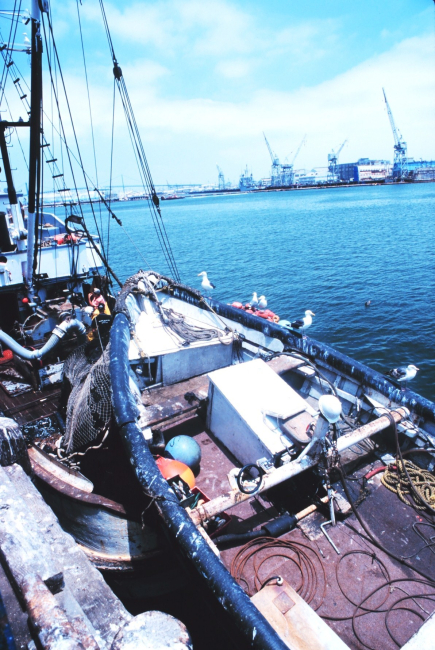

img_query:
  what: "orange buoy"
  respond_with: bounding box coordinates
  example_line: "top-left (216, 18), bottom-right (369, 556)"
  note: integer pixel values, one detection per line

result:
top-left (155, 456), bottom-right (195, 489)
top-left (231, 302), bottom-right (243, 309)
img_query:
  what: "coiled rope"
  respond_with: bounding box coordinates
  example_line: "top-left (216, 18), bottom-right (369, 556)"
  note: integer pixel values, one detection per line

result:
top-left (381, 459), bottom-right (435, 511)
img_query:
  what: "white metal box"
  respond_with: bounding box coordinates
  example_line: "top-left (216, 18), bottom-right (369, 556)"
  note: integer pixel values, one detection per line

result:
top-left (206, 359), bottom-right (315, 466)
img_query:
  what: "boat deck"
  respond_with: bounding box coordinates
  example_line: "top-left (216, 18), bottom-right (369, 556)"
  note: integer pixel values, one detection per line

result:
top-left (140, 359), bottom-right (435, 650)
top-left (0, 359), bottom-right (61, 425)
top-left (2, 352), bottom-right (435, 649)
top-left (182, 415), bottom-right (435, 650)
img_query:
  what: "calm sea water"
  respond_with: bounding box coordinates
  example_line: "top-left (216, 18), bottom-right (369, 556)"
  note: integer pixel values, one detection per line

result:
top-left (83, 183), bottom-right (435, 400)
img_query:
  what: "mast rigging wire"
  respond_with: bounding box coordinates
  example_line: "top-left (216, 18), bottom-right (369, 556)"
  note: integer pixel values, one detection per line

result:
top-left (75, 0), bottom-right (104, 243)
top-left (0, 0), bottom-right (20, 108)
top-left (39, 13), bottom-right (122, 287)
top-left (98, 0), bottom-right (181, 282)
top-left (1, 7), bottom-right (157, 285)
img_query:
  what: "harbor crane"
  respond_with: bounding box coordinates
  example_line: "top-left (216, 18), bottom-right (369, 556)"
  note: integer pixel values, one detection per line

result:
top-left (216, 165), bottom-right (225, 190)
top-left (328, 139), bottom-right (347, 182)
top-left (263, 133), bottom-right (281, 186)
top-left (280, 134), bottom-right (307, 186)
top-left (382, 88), bottom-right (407, 180)
top-left (291, 134), bottom-right (307, 168)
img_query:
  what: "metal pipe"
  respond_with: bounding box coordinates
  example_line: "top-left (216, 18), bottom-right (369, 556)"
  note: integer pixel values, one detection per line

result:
top-left (0, 319), bottom-right (86, 360)
top-left (190, 407), bottom-right (409, 526)
top-left (110, 313), bottom-right (289, 650)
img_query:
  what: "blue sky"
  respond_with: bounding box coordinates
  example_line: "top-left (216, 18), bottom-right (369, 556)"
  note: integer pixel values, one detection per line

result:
top-left (2, 0), bottom-right (435, 187)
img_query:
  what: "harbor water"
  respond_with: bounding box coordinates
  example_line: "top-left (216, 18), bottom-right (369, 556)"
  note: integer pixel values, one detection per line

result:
top-left (84, 182), bottom-right (435, 400)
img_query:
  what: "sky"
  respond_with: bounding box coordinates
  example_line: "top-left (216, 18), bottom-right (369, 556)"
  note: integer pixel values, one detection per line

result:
top-left (1, 0), bottom-right (435, 188)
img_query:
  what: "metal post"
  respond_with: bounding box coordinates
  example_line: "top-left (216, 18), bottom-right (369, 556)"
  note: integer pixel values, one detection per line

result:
top-left (190, 407), bottom-right (409, 526)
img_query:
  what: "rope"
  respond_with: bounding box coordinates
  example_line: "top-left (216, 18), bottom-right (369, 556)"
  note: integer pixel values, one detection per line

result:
top-left (75, 0), bottom-right (103, 241)
top-left (381, 459), bottom-right (435, 511)
top-left (98, 0), bottom-right (181, 282)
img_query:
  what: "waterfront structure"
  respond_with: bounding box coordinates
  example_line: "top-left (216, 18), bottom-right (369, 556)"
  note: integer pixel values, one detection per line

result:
top-left (239, 166), bottom-right (259, 191)
top-left (354, 161), bottom-right (392, 182)
top-left (327, 140), bottom-right (347, 182)
top-left (217, 165), bottom-right (225, 190)
top-left (383, 88), bottom-right (408, 180)
top-left (293, 167), bottom-right (328, 185)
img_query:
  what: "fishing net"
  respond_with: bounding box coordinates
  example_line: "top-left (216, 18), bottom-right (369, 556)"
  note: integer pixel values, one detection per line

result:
top-left (62, 344), bottom-right (112, 453)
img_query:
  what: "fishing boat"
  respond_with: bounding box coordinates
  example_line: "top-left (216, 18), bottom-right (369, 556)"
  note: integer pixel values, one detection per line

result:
top-left (1, 4), bottom-right (435, 650)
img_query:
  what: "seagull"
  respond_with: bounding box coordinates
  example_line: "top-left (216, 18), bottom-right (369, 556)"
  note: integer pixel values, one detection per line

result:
top-left (386, 364), bottom-right (419, 390)
top-left (290, 310), bottom-right (315, 336)
top-left (198, 271), bottom-right (216, 293)
top-left (365, 300), bottom-right (371, 307)
top-left (258, 295), bottom-right (267, 309)
top-left (251, 292), bottom-right (259, 308)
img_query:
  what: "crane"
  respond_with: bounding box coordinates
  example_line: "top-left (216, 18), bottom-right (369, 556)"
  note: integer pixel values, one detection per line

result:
top-left (280, 135), bottom-right (307, 186)
top-left (382, 88), bottom-right (407, 180)
top-left (292, 134), bottom-right (306, 166)
top-left (216, 165), bottom-right (225, 190)
top-left (328, 139), bottom-right (347, 182)
top-left (263, 133), bottom-right (280, 186)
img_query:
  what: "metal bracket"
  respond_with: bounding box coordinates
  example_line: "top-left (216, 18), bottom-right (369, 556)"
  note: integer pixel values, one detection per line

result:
top-left (320, 520), bottom-right (340, 555)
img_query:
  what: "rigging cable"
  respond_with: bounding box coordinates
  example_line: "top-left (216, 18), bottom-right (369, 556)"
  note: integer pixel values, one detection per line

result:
top-left (41, 14), bottom-right (106, 258)
top-left (1, 23), bottom-right (147, 282)
top-left (0, 0), bottom-right (20, 108)
top-left (40, 13), bottom-right (121, 287)
top-left (75, 0), bottom-right (104, 242)
top-left (98, 0), bottom-right (181, 282)
top-left (107, 76), bottom-right (116, 260)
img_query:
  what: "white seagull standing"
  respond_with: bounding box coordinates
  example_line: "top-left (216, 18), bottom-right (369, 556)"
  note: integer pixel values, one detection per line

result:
top-left (251, 292), bottom-right (259, 308)
top-left (387, 364), bottom-right (419, 390)
top-left (291, 310), bottom-right (315, 336)
top-left (258, 295), bottom-right (267, 309)
top-left (198, 271), bottom-right (216, 294)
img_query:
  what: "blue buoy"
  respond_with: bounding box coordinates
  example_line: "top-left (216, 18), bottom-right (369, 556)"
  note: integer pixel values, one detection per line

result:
top-left (165, 435), bottom-right (202, 471)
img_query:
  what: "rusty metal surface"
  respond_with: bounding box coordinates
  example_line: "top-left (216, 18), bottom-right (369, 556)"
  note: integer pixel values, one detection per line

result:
top-left (30, 454), bottom-right (129, 513)
top-left (22, 575), bottom-right (99, 650)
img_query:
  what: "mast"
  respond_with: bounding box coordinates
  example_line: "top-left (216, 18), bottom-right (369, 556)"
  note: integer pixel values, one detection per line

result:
top-left (0, 123), bottom-right (27, 249)
top-left (27, 0), bottom-right (46, 289)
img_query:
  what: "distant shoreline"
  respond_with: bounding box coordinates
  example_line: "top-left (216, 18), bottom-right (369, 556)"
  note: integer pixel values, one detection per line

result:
top-left (188, 178), bottom-right (434, 198)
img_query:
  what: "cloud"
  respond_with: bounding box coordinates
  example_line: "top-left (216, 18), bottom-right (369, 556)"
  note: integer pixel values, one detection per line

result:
top-left (44, 29), bottom-right (434, 184)
top-left (9, 2), bottom-right (433, 187)
top-left (215, 59), bottom-right (251, 79)
top-left (80, 0), bottom-right (339, 63)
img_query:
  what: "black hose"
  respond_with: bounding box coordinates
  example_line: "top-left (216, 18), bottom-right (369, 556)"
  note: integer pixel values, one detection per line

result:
top-left (215, 514), bottom-right (298, 549)
top-left (109, 312), bottom-right (290, 650)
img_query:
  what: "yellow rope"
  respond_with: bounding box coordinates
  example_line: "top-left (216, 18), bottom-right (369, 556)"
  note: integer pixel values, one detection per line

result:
top-left (381, 459), bottom-right (435, 511)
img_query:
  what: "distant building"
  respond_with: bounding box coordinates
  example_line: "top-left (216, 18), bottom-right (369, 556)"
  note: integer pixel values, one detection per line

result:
top-left (404, 159), bottom-right (435, 181)
top-left (354, 161), bottom-right (392, 182)
top-left (336, 159), bottom-right (391, 182)
top-left (293, 167), bottom-right (328, 186)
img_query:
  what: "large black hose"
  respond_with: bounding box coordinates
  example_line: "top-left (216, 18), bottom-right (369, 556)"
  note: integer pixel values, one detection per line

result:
top-left (215, 514), bottom-right (298, 550)
top-left (0, 319), bottom-right (86, 360)
top-left (110, 312), bottom-right (290, 650)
